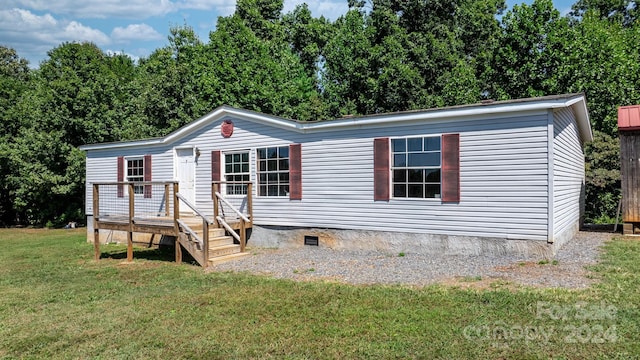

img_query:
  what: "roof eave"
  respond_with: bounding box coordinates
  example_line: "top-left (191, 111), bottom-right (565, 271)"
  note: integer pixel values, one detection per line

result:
top-left (566, 96), bottom-right (593, 143)
top-left (79, 94), bottom-right (592, 151)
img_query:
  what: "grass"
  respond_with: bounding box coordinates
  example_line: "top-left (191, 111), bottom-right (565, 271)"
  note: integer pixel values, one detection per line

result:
top-left (0, 229), bottom-right (639, 359)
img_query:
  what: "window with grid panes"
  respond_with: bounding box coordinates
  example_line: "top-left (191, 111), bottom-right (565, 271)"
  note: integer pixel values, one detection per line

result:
top-left (257, 146), bottom-right (289, 196)
top-left (126, 158), bottom-right (144, 194)
top-left (391, 136), bottom-right (441, 198)
top-left (224, 152), bottom-right (250, 195)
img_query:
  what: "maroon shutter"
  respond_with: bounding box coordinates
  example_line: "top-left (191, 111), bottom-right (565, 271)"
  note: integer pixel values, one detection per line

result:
top-left (441, 133), bottom-right (460, 202)
top-left (374, 138), bottom-right (390, 201)
top-left (289, 144), bottom-right (302, 200)
top-left (211, 150), bottom-right (221, 182)
top-left (143, 154), bottom-right (152, 198)
top-left (117, 156), bottom-right (124, 198)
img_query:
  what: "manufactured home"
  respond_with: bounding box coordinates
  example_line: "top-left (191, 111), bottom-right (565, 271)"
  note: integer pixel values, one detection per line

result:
top-left (80, 93), bottom-right (592, 265)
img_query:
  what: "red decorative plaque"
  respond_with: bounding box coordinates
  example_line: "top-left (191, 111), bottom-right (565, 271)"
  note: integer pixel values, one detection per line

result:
top-left (221, 120), bottom-right (234, 138)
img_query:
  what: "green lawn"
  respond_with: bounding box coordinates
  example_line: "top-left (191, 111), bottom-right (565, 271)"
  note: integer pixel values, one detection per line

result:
top-left (0, 229), bottom-right (638, 359)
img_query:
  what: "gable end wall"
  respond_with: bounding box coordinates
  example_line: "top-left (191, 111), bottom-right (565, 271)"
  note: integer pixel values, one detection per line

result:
top-left (552, 107), bottom-right (585, 243)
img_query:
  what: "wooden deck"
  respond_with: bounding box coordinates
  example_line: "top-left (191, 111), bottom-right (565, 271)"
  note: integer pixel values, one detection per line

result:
top-left (92, 181), bottom-right (252, 267)
top-left (97, 215), bottom-right (178, 235)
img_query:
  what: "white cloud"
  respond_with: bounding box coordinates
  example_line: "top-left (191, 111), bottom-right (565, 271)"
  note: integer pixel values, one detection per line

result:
top-left (112, 23), bottom-right (163, 42)
top-left (180, 0), bottom-right (236, 11)
top-left (4, 0), bottom-right (236, 19)
top-left (0, 8), bottom-right (110, 66)
top-left (64, 21), bottom-right (111, 43)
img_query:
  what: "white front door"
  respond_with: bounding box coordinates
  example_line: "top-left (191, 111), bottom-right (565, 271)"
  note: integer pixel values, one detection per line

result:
top-left (176, 148), bottom-right (196, 212)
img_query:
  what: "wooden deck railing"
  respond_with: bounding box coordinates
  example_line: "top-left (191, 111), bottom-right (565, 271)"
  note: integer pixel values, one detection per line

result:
top-left (92, 181), bottom-right (178, 262)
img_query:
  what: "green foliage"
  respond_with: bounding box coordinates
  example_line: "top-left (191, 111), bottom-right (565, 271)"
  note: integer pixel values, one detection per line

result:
top-left (202, 10), bottom-right (319, 120)
top-left (0, 47), bottom-right (30, 225)
top-left (585, 131), bottom-right (621, 223)
top-left (135, 27), bottom-right (207, 135)
top-left (570, 0), bottom-right (638, 26)
top-left (1, 0), bottom-right (639, 226)
top-left (3, 42), bottom-right (141, 226)
top-left (489, 0), bottom-right (568, 100)
top-left (553, 11), bottom-right (640, 134)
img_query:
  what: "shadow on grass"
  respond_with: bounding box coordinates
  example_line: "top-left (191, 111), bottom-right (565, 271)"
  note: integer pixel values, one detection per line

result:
top-left (100, 245), bottom-right (199, 266)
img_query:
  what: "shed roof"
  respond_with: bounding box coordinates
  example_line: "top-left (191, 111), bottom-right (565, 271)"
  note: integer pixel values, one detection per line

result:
top-left (618, 105), bottom-right (640, 131)
top-left (80, 93), bottom-right (592, 151)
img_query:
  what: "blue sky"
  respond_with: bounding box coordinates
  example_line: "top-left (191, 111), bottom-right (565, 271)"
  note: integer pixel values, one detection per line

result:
top-left (1, 0), bottom-right (576, 68)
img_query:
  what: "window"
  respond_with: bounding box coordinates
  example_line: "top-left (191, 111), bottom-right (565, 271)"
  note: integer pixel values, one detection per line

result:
top-left (391, 136), bottom-right (441, 198)
top-left (127, 158), bottom-right (144, 194)
top-left (224, 152), bottom-right (250, 195)
top-left (257, 146), bottom-right (289, 196)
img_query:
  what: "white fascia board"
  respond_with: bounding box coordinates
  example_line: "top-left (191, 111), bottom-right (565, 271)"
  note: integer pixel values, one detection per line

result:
top-left (570, 100), bottom-right (593, 143)
top-left (79, 137), bottom-right (163, 151)
top-left (301, 96), bottom-right (587, 132)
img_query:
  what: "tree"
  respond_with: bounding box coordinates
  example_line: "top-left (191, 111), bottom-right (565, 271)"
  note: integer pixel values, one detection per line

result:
top-left (282, 4), bottom-right (333, 83)
top-left (198, 4), bottom-right (319, 120)
top-left (7, 42), bottom-right (138, 226)
top-left (135, 25), bottom-right (207, 135)
top-left (0, 46), bottom-right (30, 137)
top-left (584, 131), bottom-right (621, 223)
top-left (0, 47), bottom-right (30, 225)
top-left (488, 0), bottom-right (568, 100)
top-left (322, 8), bottom-right (375, 116)
top-left (236, 0), bottom-right (284, 39)
top-left (552, 11), bottom-right (640, 133)
top-left (570, 0), bottom-right (638, 26)
top-left (322, 0), bottom-right (505, 116)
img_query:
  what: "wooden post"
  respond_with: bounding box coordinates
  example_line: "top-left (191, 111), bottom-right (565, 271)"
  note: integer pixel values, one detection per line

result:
top-left (173, 182), bottom-right (180, 233)
top-left (213, 183), bottom-right (220, 227)
top-left (240, 219), bottom-right (246, 253)
top-left (173, 182), bottom-right (182, 264)
top-left (93, 184), bottom-right (100, 261)
top-left (203, 219), bottom-right (209, 266)
top-left (247, 183), bottom-right (253, 224)
top-left (164, 183), bottom-right (170, 217)
top-left (175, 236), bottom-right (182, 265)
top-left (127, 183), bottom-right (134, 262)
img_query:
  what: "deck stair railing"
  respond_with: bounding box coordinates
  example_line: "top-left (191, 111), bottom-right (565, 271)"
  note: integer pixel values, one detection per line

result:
top-left (175, 192), bottom-right (212, 266)
top-left (212, 181), bottom-right (252, 253)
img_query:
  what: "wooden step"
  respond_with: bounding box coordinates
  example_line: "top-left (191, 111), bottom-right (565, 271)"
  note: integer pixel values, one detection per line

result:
top-left (209, 228), bottom-right (226, 238)
top-left (209, 236), bottom-right (234, 248)
top-left (209, 244), bottom-right (241, 258)
top-left (208, 252), bottom-right (250, 266)
top-left (181, 223), bottom-right (225, 239)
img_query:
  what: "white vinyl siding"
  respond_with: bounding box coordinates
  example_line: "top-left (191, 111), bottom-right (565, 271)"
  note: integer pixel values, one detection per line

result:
top-left (85, 110), bottom-right (561, 241)
top-left (552, 107), bottom-right (585, 239)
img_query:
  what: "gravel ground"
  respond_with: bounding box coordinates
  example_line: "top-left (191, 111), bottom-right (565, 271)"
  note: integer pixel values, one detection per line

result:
top-left (211, 231), bottom-right (615, 289)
